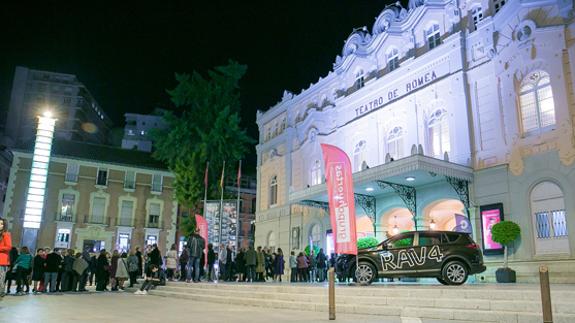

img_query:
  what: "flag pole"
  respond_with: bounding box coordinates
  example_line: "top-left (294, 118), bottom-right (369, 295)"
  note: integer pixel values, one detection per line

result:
top-left (203, 161), bottom-right (209, 218)
top-left (235, 160), bottom-right (241, 253)
top-left (219, 161), bottom-right (225, 250)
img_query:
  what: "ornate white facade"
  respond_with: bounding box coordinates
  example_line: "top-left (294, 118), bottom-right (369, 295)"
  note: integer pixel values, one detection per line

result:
top-left (256, 0), bottom-right (575, 282)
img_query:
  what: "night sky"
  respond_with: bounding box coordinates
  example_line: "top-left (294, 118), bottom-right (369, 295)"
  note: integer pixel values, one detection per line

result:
top-left (1, 1), bottom-right (394, 152)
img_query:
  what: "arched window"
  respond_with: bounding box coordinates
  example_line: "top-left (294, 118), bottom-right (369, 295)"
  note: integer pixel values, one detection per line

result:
top-left (269, 176), bottom-right (278, 207)
top-left (426, 24), bottom-right (441, 49)
top-left (310, 224), bottom-right (322, 248)
top-left (387, 48), bottom-right (400, 72)
top-left (470, 6), bottom-right (483, 29)
top-left (267, 231), bottom-right (276, 249)
top-left (519, 71), bottom-right (556, 135)
top-left (355, 70), bottom-right (365, 90)
top-left (428, 109), bottom-right (450, 158)
top-left (531, 181), bottom-right (569, 255)
top-left (386, 126), bottom-right (404, 160)
top-left (353, 140), bottom-right (367, 172)
top-left (310, 160), bottom-right (322, 186)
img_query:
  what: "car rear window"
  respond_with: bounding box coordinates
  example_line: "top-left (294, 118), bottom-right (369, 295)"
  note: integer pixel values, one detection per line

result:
top-left (441, 233), bottom-right (461, 244)
top-left (419, 232), bottom-right (441, 246)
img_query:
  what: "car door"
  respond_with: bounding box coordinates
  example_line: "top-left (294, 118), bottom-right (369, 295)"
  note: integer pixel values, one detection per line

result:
top-left (413, 232), bottom-right (443, 275)
top-left (378, 232), bottom-right (415, 275)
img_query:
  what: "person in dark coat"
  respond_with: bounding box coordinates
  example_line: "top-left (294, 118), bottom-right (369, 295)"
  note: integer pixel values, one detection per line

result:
top-left (225, 245), bottom-right (233, 281)
top-left (109, 250), bottom-right (120, 291)
top-left (273, 248), bottom-right (285, 282)
top-left (43, 248), bottom-right (62, 293)
top-left (316, 248), bottom-right (327, 282)
top-left (32, 248), bottom-right (45, 293)
top-left (61, 249), bottom-right (76, 292)
top-left (95, 249), bottom-right (109, 291)
top-left (5, 247), bottom-right (18, 294)
top-left (135, 247), bottom-right (143, 277)
top-left (235, 248), bottom-right (245, 282)
top-left (206, 244), bottom-right (216, 282)
top-left (245, 245), bottom-right (257, 282)
top-left (148, 244), bottom-right (162, 274)
top-left (179, 248), bottom-right (189, 281)
top-left (187, 230), bottom-right (205, 283)
top-left (89, 254), bottom-right (97, 286)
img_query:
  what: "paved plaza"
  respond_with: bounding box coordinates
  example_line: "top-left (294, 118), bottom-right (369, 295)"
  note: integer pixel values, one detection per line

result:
top-left (1, 290), bottom-right (479, 323)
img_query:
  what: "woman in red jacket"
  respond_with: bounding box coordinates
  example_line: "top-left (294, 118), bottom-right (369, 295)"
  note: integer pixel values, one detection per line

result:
top-left (0, 217), bottom-right (12, 299)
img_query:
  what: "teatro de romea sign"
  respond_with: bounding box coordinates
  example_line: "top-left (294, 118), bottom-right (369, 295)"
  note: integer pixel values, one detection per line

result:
top-left (354, 70), bottom-right (440, 118)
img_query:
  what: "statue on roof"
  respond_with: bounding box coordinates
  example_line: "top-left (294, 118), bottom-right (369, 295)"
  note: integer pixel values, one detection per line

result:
top-left (408, 0), bottom-right (424, 10)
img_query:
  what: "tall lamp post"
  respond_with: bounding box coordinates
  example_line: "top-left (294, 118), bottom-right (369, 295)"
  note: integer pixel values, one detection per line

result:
top-left (21, 110), bottom-right (56, 251)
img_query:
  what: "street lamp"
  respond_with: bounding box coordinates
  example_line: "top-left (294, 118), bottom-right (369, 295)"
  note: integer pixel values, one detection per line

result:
top-left (21, 110), bottom-right (56, 250)
top-left (429, 218), bottom-right (436, 230)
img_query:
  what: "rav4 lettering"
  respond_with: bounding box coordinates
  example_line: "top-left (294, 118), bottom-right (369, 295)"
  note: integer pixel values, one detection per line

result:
top-left (379, 245), bottom-right (445, 271)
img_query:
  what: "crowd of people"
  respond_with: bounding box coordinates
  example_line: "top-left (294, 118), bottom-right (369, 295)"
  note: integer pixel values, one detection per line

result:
top-left (0, 222), bottom-right (341, 300)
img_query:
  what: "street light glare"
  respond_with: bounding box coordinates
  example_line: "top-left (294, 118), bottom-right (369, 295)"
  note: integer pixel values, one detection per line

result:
top-left (43, 111), bottom-right (53, 118)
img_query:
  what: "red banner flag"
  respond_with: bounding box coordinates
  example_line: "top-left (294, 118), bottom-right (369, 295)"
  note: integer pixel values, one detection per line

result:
top-left (195, 214), bottom-right (209, 265)
top-left (321, 144), bottom-right (358, 255)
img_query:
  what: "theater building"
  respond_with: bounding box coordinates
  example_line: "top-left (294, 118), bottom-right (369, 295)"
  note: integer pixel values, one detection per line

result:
top-left (4, 140), bottom-right (177, 255)
top-left (255, 0), bottom-right (575, 282)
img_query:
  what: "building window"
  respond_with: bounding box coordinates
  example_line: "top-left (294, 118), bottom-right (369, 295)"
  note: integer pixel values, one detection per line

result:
top-left (151, 174), bottom-right (162, 193)
top-left (148, 203), bottom-right (161, 228)
top-left (355, 70), bottom-right (365, 90)
top-left (310, 223), bottom-right (322, 248)
top-left (91, 197), bottom-right (106, 224)
top-left (55, 228), bottom-right (71, 249)
top-left (119, 200), bottom-right (134, 227)
top-left (59, 194), bottom-right (75, 222)
top-left (269, 176), bottom-right (278, 207)
top-left (493, 0), bottom-right (506, 13)
top-left (426, 24), bottom-right (441, 50)
top-left (117, 232), bottom-right (130, 253)
top-left (96, 169), bottom-right (108, 186)
top-left (267, 231), bottom-right (276, 249)
top-left (519, 71), bottom-right (556, 135)
top-left (146, 235), bottom-right (157, 246)
top-left (387, 48), bottom-right (400, 72)
top-left (353, 140), bottom-right (367, 172)
top-left (124, 170), bottom-right (136, 190)
top-left (310, 160), bottom-right (322, 186)
top-left (471, 6), bottom-right (483, 29)
top-left (428, 109), bottom-right (450, 158)
top-left (386, 126), bottom-right (404, 160)
top-left (65, 163), bottom-right (79, 183)
top-left (530, 181), bottom-right (569, 255)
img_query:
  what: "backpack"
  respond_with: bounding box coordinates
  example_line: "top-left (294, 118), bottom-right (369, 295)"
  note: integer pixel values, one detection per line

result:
top-left (128, 258), bottom-right (139, 273)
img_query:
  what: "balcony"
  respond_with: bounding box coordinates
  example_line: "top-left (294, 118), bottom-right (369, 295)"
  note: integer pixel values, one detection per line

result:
top-left (116, 217), bottom-right (133, 227)
top-left (57, 214), bottom-right (73, 222)
top-left (84, 215), bottom-right (109, 226)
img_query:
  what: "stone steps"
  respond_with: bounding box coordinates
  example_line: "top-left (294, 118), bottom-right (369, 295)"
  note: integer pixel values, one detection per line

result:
top-left (132, 282), bottom-right (575, 323)
top-left (157, 284), bottom-right (575, 314)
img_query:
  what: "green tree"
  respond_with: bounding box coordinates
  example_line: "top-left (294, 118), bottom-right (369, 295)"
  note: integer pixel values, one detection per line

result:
top-left (491, 221), bottom-right (521, 268)
top-left (152, 61), bottom-right (254, 211)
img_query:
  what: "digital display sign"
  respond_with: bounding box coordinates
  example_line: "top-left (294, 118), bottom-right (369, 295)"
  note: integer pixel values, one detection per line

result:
top-left (480, 203), bottom-right (504, 255)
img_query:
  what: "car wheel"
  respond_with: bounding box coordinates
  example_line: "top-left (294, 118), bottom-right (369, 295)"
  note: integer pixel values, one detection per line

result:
top-left (354, 262), bottom-right (377, 285)
top-left (436, 277), bottom-right (449, 285)
top-left (441, 261), bottom-right (468, 285)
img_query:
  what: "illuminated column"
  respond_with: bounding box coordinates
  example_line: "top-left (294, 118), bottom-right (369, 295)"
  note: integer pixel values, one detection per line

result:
top-left (21, 111), bottom-right (56, 249)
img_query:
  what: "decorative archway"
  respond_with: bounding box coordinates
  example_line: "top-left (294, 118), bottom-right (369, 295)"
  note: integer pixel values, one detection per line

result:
top-left (423, 199), bottom-right (465, 231)
top-left (356, 216), bottom-right (374, 238)
top-left (380, 208), bottom-right (415, 239)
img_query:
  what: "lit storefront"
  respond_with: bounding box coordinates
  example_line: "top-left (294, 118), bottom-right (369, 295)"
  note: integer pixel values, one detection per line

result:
top-left (255, 0), bottom-right (575, 282)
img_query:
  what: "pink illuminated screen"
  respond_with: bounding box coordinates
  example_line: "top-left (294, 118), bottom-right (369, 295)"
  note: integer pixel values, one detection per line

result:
top-left (481, 209), bottom-right (502, 250)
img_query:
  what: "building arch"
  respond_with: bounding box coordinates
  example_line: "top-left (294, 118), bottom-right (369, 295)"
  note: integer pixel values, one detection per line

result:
top-left (423, 199), bottom-right (466, 231)
top-left (529, 180), bottom-right (569, 255)
top-left (380, 207), bottom-right (415, 239)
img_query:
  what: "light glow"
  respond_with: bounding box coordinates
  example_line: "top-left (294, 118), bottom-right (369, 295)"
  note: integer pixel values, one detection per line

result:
top-left (405, 176), bottom-right (416, 182)
top-left (23, 114), bottom-right (56, 229)
top-left (365, 187), bottom-right (374, 192)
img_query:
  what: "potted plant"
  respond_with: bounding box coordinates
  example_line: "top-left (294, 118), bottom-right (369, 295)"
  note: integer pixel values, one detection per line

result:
top-left (491, 220), bottom-right (521, 283)
top-left (357, 237), bottom-right (379, 249)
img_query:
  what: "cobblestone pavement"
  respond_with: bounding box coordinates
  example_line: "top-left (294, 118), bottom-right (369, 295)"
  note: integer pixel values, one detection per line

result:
top-left (0, 291), bottom-right (468, 323)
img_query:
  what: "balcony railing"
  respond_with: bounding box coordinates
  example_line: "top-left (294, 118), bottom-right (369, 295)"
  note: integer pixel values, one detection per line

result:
top-left (65, 173), bottom-right (78, 183)
top-left (57, 214), bottom-right (73, 222)
top-left (84, 215), bottom-right (109, 225)
top-left (117, 217), bottom-right (133, 227)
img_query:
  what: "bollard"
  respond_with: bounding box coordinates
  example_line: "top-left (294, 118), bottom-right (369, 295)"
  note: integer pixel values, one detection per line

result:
top-left (328, 268), bottom-right (336, 320)
top-left (539, 265), bottom-right (553, 323)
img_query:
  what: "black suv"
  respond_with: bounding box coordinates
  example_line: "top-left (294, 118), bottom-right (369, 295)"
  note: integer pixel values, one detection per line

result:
top-left (336, 231), bottom-right (486, 285)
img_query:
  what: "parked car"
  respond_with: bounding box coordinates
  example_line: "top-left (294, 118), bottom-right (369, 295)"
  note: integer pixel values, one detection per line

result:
top-left (336, 231), bottom-right (486, 285)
